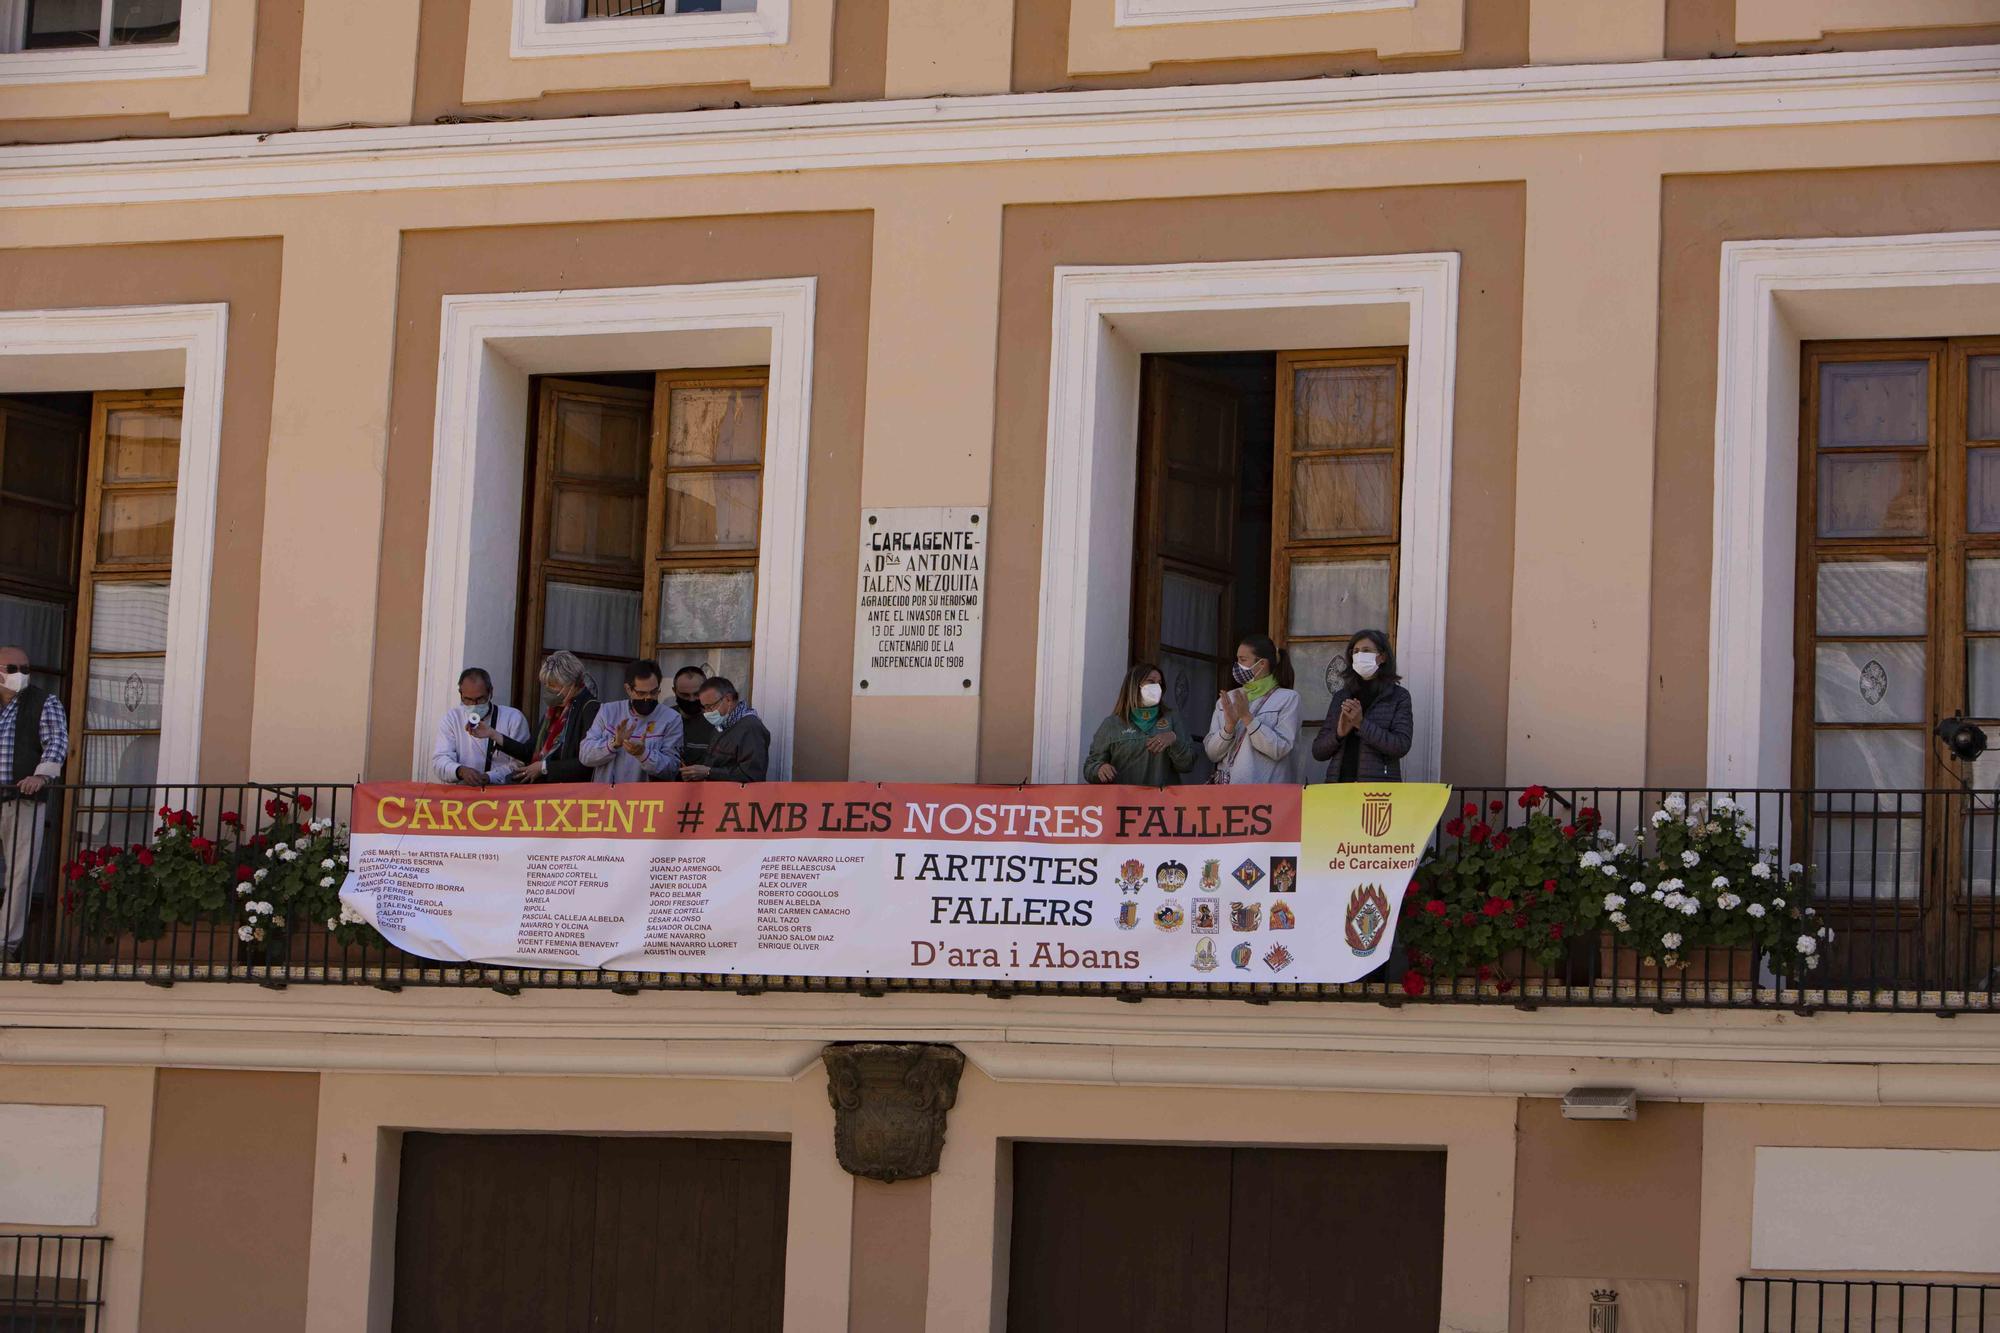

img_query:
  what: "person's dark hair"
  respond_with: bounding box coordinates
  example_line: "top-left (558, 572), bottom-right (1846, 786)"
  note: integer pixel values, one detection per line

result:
top-left (1238, 633), bottom-right (1294, 690)
top-left (673, 665), bottom-right (706, 685)
top-left (457, 667), bottom-right (494, 694)
top-left (623, 658), bottom-right (663, 688)
top-left (701, 676), bottom-right (740, 704)
top-left (1341, 629), bottom-right (1399, 689)
top-left (1114, 662), bottom-right (1164, 719)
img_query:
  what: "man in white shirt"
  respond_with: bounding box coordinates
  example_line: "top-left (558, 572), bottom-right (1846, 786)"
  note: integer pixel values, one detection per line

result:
top-left (431, 667), bottom-right (530, 786)
top-left (580, 659), bottom-right (682, 784)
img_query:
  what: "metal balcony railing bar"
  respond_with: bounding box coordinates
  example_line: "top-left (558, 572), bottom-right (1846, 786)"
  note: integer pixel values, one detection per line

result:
top-left (1739, 1276), bottom-right (2000, 1332)
top-left (0, 782), bottom-right (1994, 1009)
top-left (0, 1234), bottom-right (109, 1332)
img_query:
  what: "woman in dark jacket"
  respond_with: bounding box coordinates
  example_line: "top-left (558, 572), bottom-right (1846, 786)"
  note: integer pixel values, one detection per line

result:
top-left (1310, 629), bottom-right (1413, 782)
top-left (481, 649), bottom-right (601, 783)
top-left (1085, 662), bottom-right (1198, 786)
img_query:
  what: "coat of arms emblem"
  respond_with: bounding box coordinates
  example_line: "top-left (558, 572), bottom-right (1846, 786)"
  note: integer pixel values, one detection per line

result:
top-left (1344, 883), bottom-right (1390, 955)
top-left (1361, 791), bottom-right (1393, 838)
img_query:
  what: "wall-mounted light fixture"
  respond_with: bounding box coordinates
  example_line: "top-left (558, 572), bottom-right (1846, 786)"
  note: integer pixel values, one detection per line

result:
top-left (1560, 1087), bottom-right (1637, 1121)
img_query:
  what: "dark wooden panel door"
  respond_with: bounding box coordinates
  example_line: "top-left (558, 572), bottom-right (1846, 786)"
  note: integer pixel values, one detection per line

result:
top-left (1009, 1142), bottom-right (1446, 1333)
top-left (1224, 1147), bottom-right (1445, 1333)
top-left (1009, 1142), bottom-right (1231, 1333)
top-left (394, 1133), bottom-right (789, 1333)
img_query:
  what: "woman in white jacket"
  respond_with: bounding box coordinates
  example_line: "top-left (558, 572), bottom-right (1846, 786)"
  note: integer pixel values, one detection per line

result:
top-left (1203, 633), bottom-right (1301, 784)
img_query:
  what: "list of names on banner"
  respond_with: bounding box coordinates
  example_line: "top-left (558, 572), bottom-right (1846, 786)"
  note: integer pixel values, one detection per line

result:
top-left (853, 506), bottom-right (986, 697)
top-left (341, 782), bottom-right (1451, 984)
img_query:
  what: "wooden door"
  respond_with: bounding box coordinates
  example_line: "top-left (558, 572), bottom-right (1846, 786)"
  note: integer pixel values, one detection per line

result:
top-left (1007, 1142), bottom-right (1445, 1333)
top-left (1133, 359), bottom-right (1246, 743)
top-left (393, 1133), bottom-right (789, 1333)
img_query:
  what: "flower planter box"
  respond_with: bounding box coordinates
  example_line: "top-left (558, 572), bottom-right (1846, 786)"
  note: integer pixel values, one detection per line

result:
top-left (1597, 938), bottom-right (1756, 984)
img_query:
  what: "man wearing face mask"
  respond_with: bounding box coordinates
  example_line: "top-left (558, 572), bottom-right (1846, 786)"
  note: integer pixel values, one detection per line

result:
top-left (580, 660), bottom-right (683, 784)
top-left (0, 647), bottom-right (69, 959)
top-left (670, 666), bottom-right (715, 774)
top-left (430, 667), bottom-right (530, 786)
top-left (1086, 662), bottom-right (1198, 785)
top-left (679, 676), bottom-right (768, 784)
top-left (1310, 628), bottom-right (1414, 783)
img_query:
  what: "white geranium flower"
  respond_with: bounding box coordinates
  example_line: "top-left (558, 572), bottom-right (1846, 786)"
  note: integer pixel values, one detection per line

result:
top-left (1580, 851), bottom-right (1604, 869)
top-left (319, 876), bottom-right (335, 888)
top-left (1788, 863), bottom-right (1803, 875)
top-left (1610, 912), bottom-right (1629, 932)
top-left (1714, 795), bottom-right (1737, 814)
top-left (1602, 865), bottom-right (1619, 877)
top-left (1604, 893), bottom-right (1626, 911)
top-left (1679, 899), bottom-right (1700, 916)
top-left (326, 918), bottom-right (339, 931)
top-left (1772, 897), bottom-right (1785, 909)
top-left (235, 884), bottom-right (251, 897)
top-left (237, 925), bottom-right (254, 941)
top-left (1747, 903), bottom-right (1767, 918)
top-left (1663, 793), bottom-right (1686, 815)
top-left (1717, 892), bottom-right (1742, 910)
top-left (1659, 878), bottom-right (1685, 894)
top-left (320, 858), bottom-right (336, 870)
top-left (1680, 849), bottom-right (1700, 868)
top-left (256, 901), bottom-right (273, 915)
top-left (253, 868), bottom-right (268, 882)
top-left (1661, 931), bottom-right (1683, 950)
top-left (1807, 955), bottom-right (1821, 970)
top-left (1796, 934), bottom-right (1817, 955)
top-left (293, 837), bottom-right (310, 851)
top-left (1711, 875), bottom-right (1730, 890)
top-left (1650, 889), bottom-right (1667, 902)
top-left (1630, 881), bottom-right (1648, 895)
top-left (1751, 861), bottom-right (1772, 880)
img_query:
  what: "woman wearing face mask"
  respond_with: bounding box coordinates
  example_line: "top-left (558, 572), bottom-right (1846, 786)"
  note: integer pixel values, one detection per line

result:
top-left (1310, 629), bottom-right (1413, 782)
top-left (1204, 634), bottom-right (1301, 784)
top-left (480, 650), bottom-right (601, 783)
top-left (1085, 662), bottom-right (1198, 786)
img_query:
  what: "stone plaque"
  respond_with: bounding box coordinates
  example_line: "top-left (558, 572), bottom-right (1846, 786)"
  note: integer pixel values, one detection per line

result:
top-left (853, 506), bottom-right (985, 697)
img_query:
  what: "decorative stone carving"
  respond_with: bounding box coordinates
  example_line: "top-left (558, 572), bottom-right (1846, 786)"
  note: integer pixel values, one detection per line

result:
top-left (822, 1042), bottom-right (965, 1183)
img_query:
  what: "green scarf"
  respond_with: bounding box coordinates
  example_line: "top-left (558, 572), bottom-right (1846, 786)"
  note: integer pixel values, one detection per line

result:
top-left (1242, 673), bottom-right (1278, 704)
top-left (1128, 704), bottom-right (1161, 732)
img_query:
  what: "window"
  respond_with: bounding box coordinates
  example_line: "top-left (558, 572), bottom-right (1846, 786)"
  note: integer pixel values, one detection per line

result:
top-left (1, 0), bottom-right (180, 52)
top-left (546, 0), bottom-right (756, 19)
top-left (0, 396), bottom-right (87, 703)
top-left (522, 369), bottom-right (768, 703)
top-left (1131, 348), bottom-right (1405, 762)
top-left (514, 0), bottom-right (784, 55)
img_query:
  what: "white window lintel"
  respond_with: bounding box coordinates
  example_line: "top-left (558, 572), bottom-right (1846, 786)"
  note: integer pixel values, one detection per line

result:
top-left (0, 0), bottom-right (209, 84)
top-left (1116, 0), bottom-right (1411, 27)
top-left (512, 0), bottom-right (788, 58)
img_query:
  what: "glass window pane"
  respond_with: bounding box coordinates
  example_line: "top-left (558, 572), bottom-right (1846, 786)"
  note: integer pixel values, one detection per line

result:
top-left (1292, 364), bottom-right (1399, 451)
top-left (1814, 642), bottom-right (1924, 724)
top-left (1287, 559), bottom-right (1389, 639)
top-left (1810, 815), bottom-right (1922, 901)
top-left (0, 595), bottom-right (66, 674)
top-left (1814, 728), bottom-right (1924, 791)
top-left (1290, 455), bottom-right (1395, 541)
top-left (0, 503), bottom-right (74, 584)
top-left (1157, 649), bottom-right (1217, 732)
top-left (1817, 454), bottom-right (1927, 539)
top-left (1159, 571), bottom-right (1223, 656)
top-left (542, 581), bottom-right (640, 661)
top-left (96, 489), bottom-right (176, 563)
top-left (1161, 475), bottom-right (1233, 567)
top-left (549, 487), bottom-right (643, 568)
top-left (1291, 640), bottom-right (1344, 726)
top-left (1817, 359), bottom-right (1929, 448)
top-left (101, 407), bottom-right (180, 483)
top-left (110, 0), bottom-right (180, 43)
top-left (1971, 641), bottom-right (2000, 718)
top-left (83, 732), bottom-right (159, 788)
top-left (1967, 449), bottom-right (2000, 533)
top-left (2, 410), bottom-right (83, 504)
top-left (553, 396), bottom-right (645, 483)
top-left (660, 569), bottom-right (754, 644)
top-left (569, 0), bottom-right (756, 16)
top-left (1816, 560), bottom-right (1926, 636)
top-left (1969, 356), bottom-right (2000, 442)
top-left (89, 582), bottom-right (169, 653)
top-left (655, 645), bottom-right (753, 696)
top-left (666, 385), bottom-right (765, 466)
top-left (22, 0), bottom-right (100, 47)
top-left (665, 472), bottom-right (760, 551)
top-left (84, 656), bottom-right (164, 733)
top-left (1970, 560), bottom-right (2000, 631)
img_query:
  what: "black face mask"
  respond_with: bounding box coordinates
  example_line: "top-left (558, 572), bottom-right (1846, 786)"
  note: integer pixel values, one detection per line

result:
top-left (632, 698), bottom-right (660, 717)
top-left (675, 696), bottom-right (701, 714)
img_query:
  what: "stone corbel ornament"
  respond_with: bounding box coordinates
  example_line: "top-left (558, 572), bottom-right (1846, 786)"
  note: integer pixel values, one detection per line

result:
top-left (822, 1042), bottom-right (966, 1183)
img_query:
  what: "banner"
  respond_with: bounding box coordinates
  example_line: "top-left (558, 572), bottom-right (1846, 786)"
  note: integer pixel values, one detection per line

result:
top-left (339, 781), bottom-right (1450, 984)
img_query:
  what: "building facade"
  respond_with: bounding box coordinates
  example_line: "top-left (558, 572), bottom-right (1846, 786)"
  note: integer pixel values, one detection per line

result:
top-left (1, 0), bottom-right (1999, 1328)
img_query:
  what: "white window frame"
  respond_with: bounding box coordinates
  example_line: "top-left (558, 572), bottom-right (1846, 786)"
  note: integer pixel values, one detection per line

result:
top-left (1707, 230), bottom-right (2000, 789)
top-left (0, 0), bottom-right (208, 83)
top-left (0, 302), bottom-right (228, 783)
top-left (1116, 0), bottom-right (1410, 27)
top-left (513, 0), bottom-right (786, 58)
top-left (415, 277), bottom-right (816, 781)
top-left (1032, 253), bottom-right (1459, 784)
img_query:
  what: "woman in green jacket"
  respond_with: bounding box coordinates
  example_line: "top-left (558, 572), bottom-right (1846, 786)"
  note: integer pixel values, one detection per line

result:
top-left (1085, 662), bottom-right (1199, 786)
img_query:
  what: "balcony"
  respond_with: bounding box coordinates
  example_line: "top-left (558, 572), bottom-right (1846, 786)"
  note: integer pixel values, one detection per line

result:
top-left (1, 782), bottom-right (1996, 1012)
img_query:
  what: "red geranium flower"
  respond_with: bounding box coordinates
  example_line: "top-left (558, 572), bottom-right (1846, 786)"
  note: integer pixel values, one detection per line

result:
top-left (1542, 878), bottom-right (1558, 895)
top-left (1481, 897), bottom-right (1509, 917)
top-left (1459, 912), bottom-right (1477, 927)
top-left (156, 804), bottom-right (171, 817)
top-left (1462, 803), bottom-right (1477, 818)
top-left (1401, 971), bottom-right (1426, 998)
top-left (1476, 964), bottom-right (1493, 981)
top-left (264, 798), bottom-right (288, 818)
top-left (1561, 824), bottom-right (1577, 839)
top-left (1423, 900), bottom-right (1448, 917)
top-left (1518, 785), bottom-right (1548, 809)
top-left (64, 862), bottom-right (85, 881)
top-left (294, 794), bottom-right (313, 811)
top-left (234, 864), bottom-right (253, 882)
top-left (190, 837), bottom-right (213, 853)
top-left (1578, 806), bottom-right (1601, 828)
top-left (1491, 833), bottom-right (1511, 851)
top-left (1444, 818), bottom-right (1465, 837)
top-left (98, 865), bottom-right (116, 882)
top-left (1496, 978), bottom-right (1516, 995)
top-left (1468, 823), bottom-right (1490, 845)
top-left (1549, 923), bottom-right (1564, 941)
top-left (249, 834), bottom-right (268, 849)
top-left (1488, 800), bottom-right (1503, 814)
top-left (219, 811), bottom-right (241, 827)
top-left (1512, 912), bottom-right (1529, 929)
top-left (137, 849), bottom-right (154, 867)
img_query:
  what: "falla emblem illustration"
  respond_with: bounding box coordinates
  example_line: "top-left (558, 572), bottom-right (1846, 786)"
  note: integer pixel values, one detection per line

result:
top-left (1116, 859), bottom-right (1147, 894)
top-left (1269, 901), bottom-right (1296, 931)
top-left (1262, 943), bottom-right (1293, 973)
top-left (1191, 938), bottom-right (1219, 972)
top-left (1230, 942), bottom-right (1254, 970)
top-left (1155, 859), bottom-right (1188, 892)
top-left (1362, 791), bottom-right (1394, 838)
top-left (1116, 901), bottom-right (1140, 931)
top-left (1345, 884), bottom-right (1390, 955)
top-left (1200, 859), bottom-right (1221, 891)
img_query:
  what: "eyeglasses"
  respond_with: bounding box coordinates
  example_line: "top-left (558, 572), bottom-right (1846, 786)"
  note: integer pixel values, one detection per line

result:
top-left (0, 663), bottom-right (27, 673)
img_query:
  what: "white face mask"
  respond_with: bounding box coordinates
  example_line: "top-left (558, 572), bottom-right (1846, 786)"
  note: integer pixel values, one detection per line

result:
top-left (1138, 682), bottom-right (1163, 707)
top-left (0, 672), bottom-right (27, 694)
top-left (1351, 652), bottom-right (1381, 681)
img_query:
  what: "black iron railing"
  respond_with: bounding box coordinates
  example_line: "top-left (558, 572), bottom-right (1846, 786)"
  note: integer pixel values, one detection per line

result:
top-left (1740, 1277), bottom-right (2000, 1331)
top-left (0, 1235), bottom-right (108, 1332)
top-left (0, 781), bottom-right (1995, 1009)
